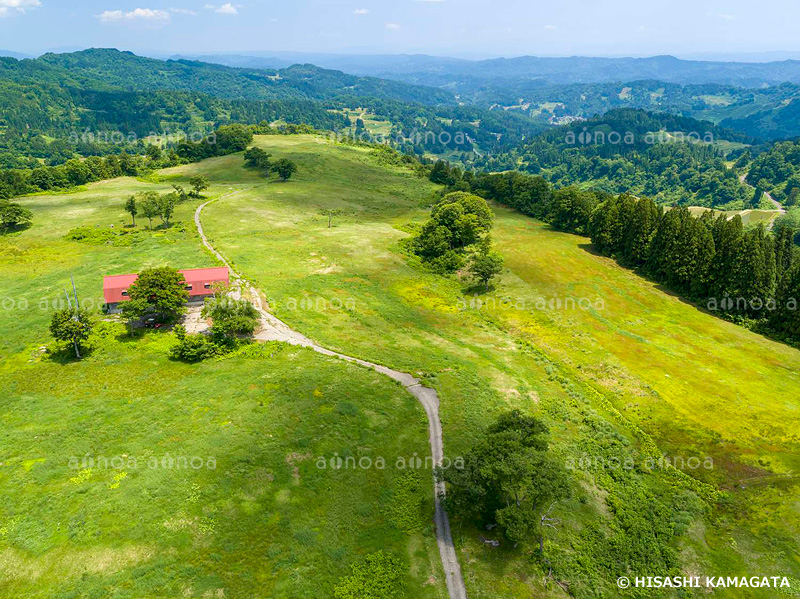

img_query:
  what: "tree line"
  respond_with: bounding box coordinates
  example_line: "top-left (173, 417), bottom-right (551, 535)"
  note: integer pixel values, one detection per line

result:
top-left (0, 125), bottom-right (253, 200)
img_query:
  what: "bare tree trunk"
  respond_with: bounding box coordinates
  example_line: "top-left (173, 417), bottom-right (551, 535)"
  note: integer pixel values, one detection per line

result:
top-left (73, 338), bottom-right (81, 359)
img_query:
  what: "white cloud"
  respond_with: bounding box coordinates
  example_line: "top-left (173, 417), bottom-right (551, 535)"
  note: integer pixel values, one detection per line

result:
top-left (0, 0), bottom-right (41, 17)
top-left (214, 2), bottom-right (238, 14)
top-left (354, 8), bottom-right (368, 15)
top-left (544, 24), bottom-right (557, 30)
top-left (98, 8), bottom-right (171, 23)
top-left (169, 7), bottom-right (197, 15)
top-left (716, 13), bottom-right (736, 20)
top-left (385, 22), bottom-right (401, 30)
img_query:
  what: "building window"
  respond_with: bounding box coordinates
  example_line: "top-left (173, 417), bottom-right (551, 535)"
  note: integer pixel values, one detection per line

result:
top-left (121, 291), bottom-right (128, 297)
top-left (185, 285), bottom-right (193, 291)
top-left (204, 283), bottom-right (212, 289)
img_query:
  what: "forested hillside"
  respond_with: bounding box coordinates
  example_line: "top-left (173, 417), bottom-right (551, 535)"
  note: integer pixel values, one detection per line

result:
top-left (470, 109), bottom-right (752, 207)
top-left (0, 50), bottom-right (546, 168)
top-left (747, 140), bottom-right (800, 206)
top-left (2, 49), bottom-right (455, 105)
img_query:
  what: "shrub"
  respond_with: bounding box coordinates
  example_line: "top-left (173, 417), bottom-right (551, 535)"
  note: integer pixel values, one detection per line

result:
top-left (169, 326), bottom-right (219, 362)
top-left (333, 552), bottom-right (405, 599)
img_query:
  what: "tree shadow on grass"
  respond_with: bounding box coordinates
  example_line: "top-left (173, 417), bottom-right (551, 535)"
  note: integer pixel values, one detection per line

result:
top-left (462, 282), bottom-right (499, 295)
top-left (44, 343), bottom-right (95, 364)
top-left (0, 223), bottom-right (32, 236)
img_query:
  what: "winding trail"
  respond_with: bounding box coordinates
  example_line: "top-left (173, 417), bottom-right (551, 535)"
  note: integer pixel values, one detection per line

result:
top-left (739, 172), bottom-right (785, 213)
top-left (195, 196), bottom-right (468, 599)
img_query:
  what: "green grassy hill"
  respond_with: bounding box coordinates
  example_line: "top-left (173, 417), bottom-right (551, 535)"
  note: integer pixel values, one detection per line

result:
top-left (0, 160), bottom-right (444, 599)
top-left (2, 135), bottom-right (799, 598)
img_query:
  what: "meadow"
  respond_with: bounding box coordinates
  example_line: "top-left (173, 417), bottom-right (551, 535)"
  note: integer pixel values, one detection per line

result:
top-left (198, 136), bottom-right (800, 597)
top-left (1, 134), bottom-right (799, 598)
top-left (0, 164), bottom-right (445, 598)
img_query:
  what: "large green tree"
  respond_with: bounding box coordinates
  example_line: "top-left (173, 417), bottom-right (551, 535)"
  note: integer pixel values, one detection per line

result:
top-left (120, 266), bottom-right (189, 323)
top-left (468, 244), bottom-right (504, 291)
top-left (189, 175), bottom-right (210, 198)
top-left (272, 158), bottom-right (298, 182)
top-left (437, 410), bottom-right (570, 549)
top-left (0, 200), bottom-right (33, 231)
top-left (138, 191), bottom-right (160, 229)
top-left (202, 295), bottom-right (259, 346)
top-left (414, 191), bottom-right (494, 272)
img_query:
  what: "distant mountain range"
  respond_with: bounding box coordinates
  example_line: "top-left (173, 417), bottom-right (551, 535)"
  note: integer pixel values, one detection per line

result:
top-left (172, 52), bottom-right (800, 87)
top-left (0, 50), bottom-right (32, 60)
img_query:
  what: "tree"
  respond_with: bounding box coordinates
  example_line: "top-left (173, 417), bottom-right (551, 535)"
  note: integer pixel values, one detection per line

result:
top-left (273, 159), bottom-right (298, 182)
top-left (120, 266), bottom-right (189, 323)
top-left (139, 191), bottom-right (160, 229)
top-left (437, 410), bottom-right (570, 550)
top-left (771, 263), bottom-right (800, 337)
top-left (244, 147), bottom-right (272, 170)
top-left (50, 307), bottom-right (93, 359)
top-left (468, 246), bottom-right (504, 291)
top-left (325, 209), bottom-right (343, 228)
top-left (0, 200), bottom-right (33, 231)
top-left (124, 195), bottom-right (137, 227)
top-left (550, 187), bottom-right (599, 235)
top-left (145, 144), bottom-right (163, 163)
top-left (189, 175), bottom-right (210, 198)
top-left (733, 225), bottom-right (777, 316)
top-left (202, 294), bottom-right (259, 347)
top-left (413, 192), bottom-right (495, 272)
top-left (172, 184), bottom-right (188, 202)
top-left (157, 193), bottom-right (176, 227)
top-left (429, 159), bottom-right (451, 185)
top-left (215, 124), bottom-right (254, 153)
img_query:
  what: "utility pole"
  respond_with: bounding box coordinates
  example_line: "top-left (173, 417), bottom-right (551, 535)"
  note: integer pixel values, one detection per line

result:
top-left (65, 276), bottom-right (82, 359)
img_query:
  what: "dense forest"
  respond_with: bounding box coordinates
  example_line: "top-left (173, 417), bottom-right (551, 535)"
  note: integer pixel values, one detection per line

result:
top-left (466, 109), bottom-right (752, 207)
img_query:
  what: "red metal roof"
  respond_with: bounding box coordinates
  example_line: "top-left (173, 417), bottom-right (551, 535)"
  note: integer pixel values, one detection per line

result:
top-left (103, 267), bottom-right (230, 304)
top-left (103, 273), bottom-right (138, 291)
top-left (180, 267), bottom-right (230, 284)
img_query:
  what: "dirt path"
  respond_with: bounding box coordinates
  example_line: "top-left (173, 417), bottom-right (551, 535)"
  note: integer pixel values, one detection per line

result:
top-left (739, 172), bottom-right (785, 213)
top-left (195, 197), bottom-right (468, 599)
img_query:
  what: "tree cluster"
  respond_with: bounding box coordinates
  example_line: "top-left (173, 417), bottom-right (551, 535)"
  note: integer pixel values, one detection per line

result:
top-left (243, 147), bottom-right (298, 181)
top-left (411, 191), bottom-right (496, 274)
top-left (437, 410), bottom-right (570, 550)
top-left (170, 292), bottom-right (260, 361)
top-left (588, 196), bottom-right (800, 338)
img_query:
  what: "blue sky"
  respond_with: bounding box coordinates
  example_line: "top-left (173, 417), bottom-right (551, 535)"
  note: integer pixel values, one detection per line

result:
top-left (1, 0), bottom-right (799, 58)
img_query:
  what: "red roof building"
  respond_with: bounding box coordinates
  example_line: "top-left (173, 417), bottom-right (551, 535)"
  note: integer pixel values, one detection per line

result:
top-left (103, 267), bottom-right (230, 307)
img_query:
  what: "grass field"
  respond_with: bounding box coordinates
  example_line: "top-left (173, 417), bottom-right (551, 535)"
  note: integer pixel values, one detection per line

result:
top-left (0, 161), bottom-right (445, 599)
top-left (2, 134), bottom-right (799, 598)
